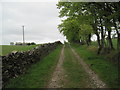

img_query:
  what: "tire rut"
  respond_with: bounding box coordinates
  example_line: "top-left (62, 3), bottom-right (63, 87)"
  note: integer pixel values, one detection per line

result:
top-left (69, 45), bottom-right (107, 88)
top-left (47, 45), bottom-right (65, 88)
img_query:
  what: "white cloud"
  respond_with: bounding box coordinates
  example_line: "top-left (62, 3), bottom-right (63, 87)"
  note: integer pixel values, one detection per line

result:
top-left (1, 0), bottom-right (59, 3)
top-left (0, 3), bottom-right (2, 45)
top-left (1, 1), bottom-right (66, 45)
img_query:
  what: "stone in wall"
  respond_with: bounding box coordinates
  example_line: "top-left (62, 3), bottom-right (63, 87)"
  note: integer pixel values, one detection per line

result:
top-left (2, 41), bottom-right (62, 87)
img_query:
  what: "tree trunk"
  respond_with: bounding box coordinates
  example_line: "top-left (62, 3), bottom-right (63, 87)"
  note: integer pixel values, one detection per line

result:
top-left (86, 40), bottom-right (89, 46)
top-left (88, 34), bottom-right (91, 45)
top-left (108, 30), bottom-right (114, 50)
top-left (91, 24), bottom-right (101, 54)
top-left (117, 32), bottom-right (120, 51)
top-left (96, 33), bottom-right (102, 54)
top-left (100, 18), bottom-right (105, 49)
top-left (113, 19), bottom-right (120, 51)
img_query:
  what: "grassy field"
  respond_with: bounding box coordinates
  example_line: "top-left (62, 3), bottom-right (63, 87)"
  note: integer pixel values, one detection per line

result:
top-left (63, 45), bottom-right (91, 88)
top-left (5, 45), bottom-right (62, 88)
top-left (112, 38), bottom-right (117, 49)
top-left (91, 38), bottom-right (117, 49)
top-left (0, 45), bottom-right (37, 56)
top-left (72, 44), bottom-right (118, 88)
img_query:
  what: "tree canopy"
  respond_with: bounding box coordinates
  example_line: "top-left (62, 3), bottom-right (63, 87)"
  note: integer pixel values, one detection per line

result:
top-left (57, 2), bottom-right (120, 54)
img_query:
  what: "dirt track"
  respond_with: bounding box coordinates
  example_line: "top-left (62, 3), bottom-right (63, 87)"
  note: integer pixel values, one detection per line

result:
top-left (70, 46), bottom-right (107, 88)
top-left (47, 45), bottom-right (107, 88)
top-left (47, 45), bottom-right (65, 88)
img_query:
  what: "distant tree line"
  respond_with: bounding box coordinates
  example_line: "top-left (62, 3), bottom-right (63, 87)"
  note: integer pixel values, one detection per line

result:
top-left (57, 2), bottom-right (120, 54)
top-left (10, 42), bottom-right (36, 45)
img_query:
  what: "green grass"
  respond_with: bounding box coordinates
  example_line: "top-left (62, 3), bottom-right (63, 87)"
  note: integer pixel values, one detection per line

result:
top-left (5, 45), bottom-right (62, 88)
top-left (112, 38), bottom-right (117, 49)
top-left (0, 45), bottom-right (37, 56)
top-left (91, 38), bottom-right (117, 49)
top-left (72, 44), bottom-right (118, 88)
top-left (63, 44), bottom-right (90, 88)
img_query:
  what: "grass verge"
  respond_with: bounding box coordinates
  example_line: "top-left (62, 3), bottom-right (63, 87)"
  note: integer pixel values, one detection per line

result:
top-left (72, 44), bottom-right (118, 88)
top-left (5, 45), bottom-right (62, 88)
top-left (63, 45), bottom-right (90, 88)
top-left (1, 45), bottom-right (37, 56)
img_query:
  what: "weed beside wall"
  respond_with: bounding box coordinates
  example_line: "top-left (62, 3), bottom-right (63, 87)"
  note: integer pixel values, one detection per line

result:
top-left (1, 41), bottom-right (62, 87)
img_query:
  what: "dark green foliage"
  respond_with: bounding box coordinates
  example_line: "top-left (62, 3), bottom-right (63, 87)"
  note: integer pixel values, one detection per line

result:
top-left (57, 2), bottom-right (120, 53)
top-left (26, 42), bottom-right (36, 45)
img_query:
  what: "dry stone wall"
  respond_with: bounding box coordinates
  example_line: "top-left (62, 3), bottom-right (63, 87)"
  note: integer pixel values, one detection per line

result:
top-left (1, 41), bottom-right (62, 87)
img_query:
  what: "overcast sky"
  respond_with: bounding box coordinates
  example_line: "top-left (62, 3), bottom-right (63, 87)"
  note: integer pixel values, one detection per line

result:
top-left (1, 0), bottom-right (67, 45)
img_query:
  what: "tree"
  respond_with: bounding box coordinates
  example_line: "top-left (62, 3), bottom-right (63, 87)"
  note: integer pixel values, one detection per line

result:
top-left (57, 2), bottom-right (120, 53)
